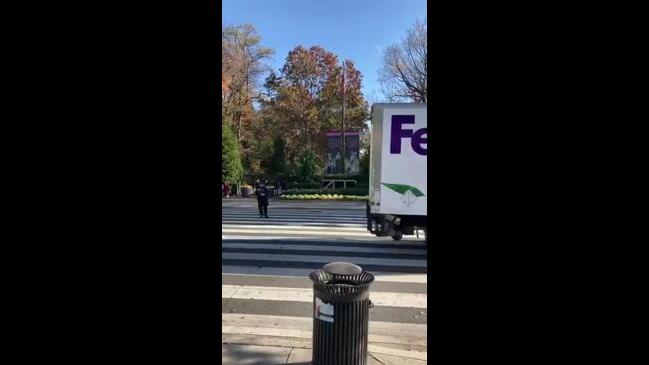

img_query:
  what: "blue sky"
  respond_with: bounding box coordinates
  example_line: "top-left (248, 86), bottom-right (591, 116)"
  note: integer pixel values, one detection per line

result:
top-left (222, 0), bottom-right (427, 101)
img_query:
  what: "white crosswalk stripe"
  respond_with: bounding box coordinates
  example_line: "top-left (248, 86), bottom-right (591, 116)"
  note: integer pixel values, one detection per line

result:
top-left (221, 201), bottom-right (428, 356)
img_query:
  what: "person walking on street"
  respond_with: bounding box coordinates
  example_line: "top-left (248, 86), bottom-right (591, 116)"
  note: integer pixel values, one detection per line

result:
top-left (223, 181), bottom-right (230, 198)
top-left (256, 180), bottom-right (269, 218)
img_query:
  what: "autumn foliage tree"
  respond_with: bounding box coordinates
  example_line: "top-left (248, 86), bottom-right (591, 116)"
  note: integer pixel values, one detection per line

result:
top-left (222, 24), bottom-right (274, 176)
top-left (259, 45), bottom-right (368, 175)
top-left (221, 25), bottom-right (370, 182)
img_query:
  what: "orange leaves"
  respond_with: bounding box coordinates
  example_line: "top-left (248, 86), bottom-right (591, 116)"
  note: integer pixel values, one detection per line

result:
top-left (221, 76), bottom-right (230, 94)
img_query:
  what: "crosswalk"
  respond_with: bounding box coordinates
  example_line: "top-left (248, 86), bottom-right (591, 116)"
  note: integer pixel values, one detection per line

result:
top-left (221, 201), bottom-right (428, 362)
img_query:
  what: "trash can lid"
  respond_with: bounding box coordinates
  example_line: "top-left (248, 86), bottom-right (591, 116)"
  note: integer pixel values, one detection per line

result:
top-left (323, 262), bottom-right (363, 276)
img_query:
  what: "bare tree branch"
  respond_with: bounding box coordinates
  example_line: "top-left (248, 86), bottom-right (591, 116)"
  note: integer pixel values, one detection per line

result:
top-left (378, 20), bottom-right (427, 103)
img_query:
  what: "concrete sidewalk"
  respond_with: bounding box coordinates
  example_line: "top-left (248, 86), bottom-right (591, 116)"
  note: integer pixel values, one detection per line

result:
top-left (222, 343), bottom-right (427, 364)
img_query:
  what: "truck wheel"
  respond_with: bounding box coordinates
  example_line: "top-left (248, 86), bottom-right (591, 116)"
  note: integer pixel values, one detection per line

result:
top-left (391, 231), bottom-right (403, 241)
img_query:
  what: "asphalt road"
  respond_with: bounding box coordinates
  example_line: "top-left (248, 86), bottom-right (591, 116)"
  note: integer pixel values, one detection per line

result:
top-left (221, 198), bottom-right (428, 356)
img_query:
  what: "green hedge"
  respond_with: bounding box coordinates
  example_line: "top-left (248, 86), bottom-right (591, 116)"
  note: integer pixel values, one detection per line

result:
top-left (280, 194), bottom-right (368, 201)
top-left (323, 174), bottom-right (363, 180)
top-left (282, 188), bottom-right (368, 196)
top-left (286, 181), bottom-right (322, 189)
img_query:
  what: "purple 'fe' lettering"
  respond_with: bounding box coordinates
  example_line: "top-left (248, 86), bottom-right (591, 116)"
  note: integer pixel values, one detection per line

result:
top-left (412, 128), bottom-right (427, 155)
top-left (390, 115), bottom-right (427, 155)
top-left (390, 115), bottom-right (414, 153)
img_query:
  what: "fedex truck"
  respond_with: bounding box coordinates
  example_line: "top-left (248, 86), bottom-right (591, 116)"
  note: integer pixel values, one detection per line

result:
top-left (367, 103), bottom-right (427, 241)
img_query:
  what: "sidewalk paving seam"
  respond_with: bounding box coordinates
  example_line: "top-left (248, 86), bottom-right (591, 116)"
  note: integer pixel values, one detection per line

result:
top-left (223, 342), bottom-right (292, 349)
top-left (285, 347), bottom-right (293, 364)
top-left (369, 352), bottom-right (387, 365)
top-left (232, 287), bottom-right (239, 298)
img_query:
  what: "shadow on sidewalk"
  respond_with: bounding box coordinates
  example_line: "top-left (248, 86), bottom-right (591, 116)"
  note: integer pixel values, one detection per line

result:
top-left (223, 343), bottom-right (312, 365)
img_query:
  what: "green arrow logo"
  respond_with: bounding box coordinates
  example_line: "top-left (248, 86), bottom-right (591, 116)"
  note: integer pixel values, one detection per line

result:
top-left (381, 183), bottom-right (425, 197)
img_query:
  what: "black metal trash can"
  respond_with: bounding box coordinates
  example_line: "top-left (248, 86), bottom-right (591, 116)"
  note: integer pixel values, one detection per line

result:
top-left (309, 262), bottom-right (375, 365)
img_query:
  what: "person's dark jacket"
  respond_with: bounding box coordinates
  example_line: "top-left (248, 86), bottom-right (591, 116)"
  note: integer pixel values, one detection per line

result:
top-left (256, 186), bottom-right (269, 204)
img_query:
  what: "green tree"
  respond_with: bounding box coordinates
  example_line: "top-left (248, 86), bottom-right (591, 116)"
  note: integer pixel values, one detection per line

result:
top-left (222, 124), bottom-right (244, 184)
top-left (359, 151), bottom-right (370, 184)
top-left (269, 136), bottom-right (286, 176)
top-left (298, 150), bottom-right (319, 183)
top-left (359, 126), bottom-right (371, 184)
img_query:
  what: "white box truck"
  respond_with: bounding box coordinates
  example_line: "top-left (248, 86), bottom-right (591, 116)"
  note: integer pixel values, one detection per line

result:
top-left (367, 103), bottom-right (427, 241)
